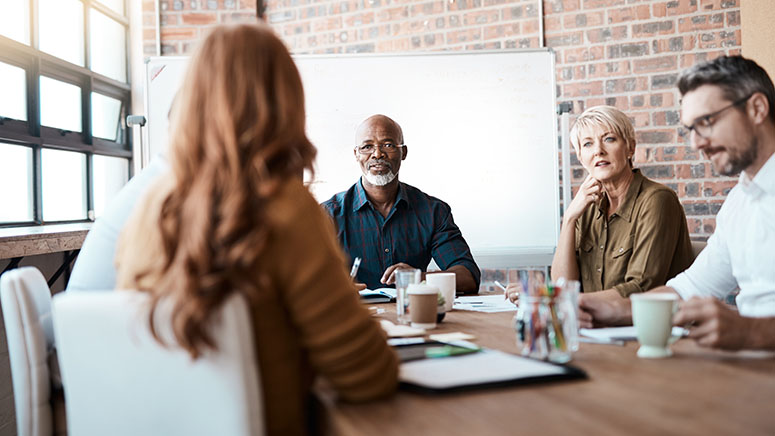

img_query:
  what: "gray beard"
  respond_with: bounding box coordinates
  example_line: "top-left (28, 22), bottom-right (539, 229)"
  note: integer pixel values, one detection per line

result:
top-left (363, 171), bottom-right (397, 186)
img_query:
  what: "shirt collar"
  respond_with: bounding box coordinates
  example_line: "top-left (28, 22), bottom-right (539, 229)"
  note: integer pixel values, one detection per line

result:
top-left (739, 152), bottom-right (775, 197)
top-left (595, 169), bottom-right (644, 223)
top-left (352, 178), bottom-right (407, 213)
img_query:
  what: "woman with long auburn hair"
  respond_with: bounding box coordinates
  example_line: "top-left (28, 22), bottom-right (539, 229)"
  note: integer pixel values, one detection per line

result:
top-left (116, 23), bottom-right (398, 435)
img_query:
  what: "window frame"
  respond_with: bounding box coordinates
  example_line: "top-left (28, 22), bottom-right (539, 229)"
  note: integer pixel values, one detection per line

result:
top-left (0, 0), bottom-right (132, 227)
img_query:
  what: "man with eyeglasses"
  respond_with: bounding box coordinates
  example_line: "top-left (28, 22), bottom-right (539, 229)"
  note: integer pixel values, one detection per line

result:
top-left (577, 55), bottom-right (775, 351)
top-left (322, 114), bottom-right (480, 294)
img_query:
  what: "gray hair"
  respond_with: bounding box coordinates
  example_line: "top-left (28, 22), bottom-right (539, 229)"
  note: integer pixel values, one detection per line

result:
top-left (678, 55), bottom-right (775, 122)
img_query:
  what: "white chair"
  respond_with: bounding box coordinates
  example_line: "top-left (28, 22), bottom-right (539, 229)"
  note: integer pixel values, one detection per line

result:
top-left (0, 267), bottom-right (58, 436)
top-left (52, 291), bottom-right (264, 436)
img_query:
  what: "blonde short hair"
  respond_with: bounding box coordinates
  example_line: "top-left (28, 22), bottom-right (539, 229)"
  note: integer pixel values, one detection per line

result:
top-left (569, 106), bottom-right (636, 162)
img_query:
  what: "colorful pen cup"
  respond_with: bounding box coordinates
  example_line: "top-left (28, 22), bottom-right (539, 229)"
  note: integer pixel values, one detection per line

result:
top-left (513, 279), bottom-right (579, 363)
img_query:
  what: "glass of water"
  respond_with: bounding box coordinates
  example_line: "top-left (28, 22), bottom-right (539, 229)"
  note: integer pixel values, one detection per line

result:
top-left (395, 268), bottom-right (421, 325)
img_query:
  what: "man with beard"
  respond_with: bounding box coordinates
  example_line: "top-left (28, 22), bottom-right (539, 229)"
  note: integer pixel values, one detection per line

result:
top-left (577, 55), bottom-right (775, 351)
top-left (322, 114), bottom-right (480, 294)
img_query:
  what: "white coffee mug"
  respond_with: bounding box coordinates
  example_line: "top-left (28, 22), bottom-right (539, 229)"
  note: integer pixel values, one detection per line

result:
top-left (426, 272), bottom-right (456, 312)
top-left (631, 293), bottom-right (680, 359)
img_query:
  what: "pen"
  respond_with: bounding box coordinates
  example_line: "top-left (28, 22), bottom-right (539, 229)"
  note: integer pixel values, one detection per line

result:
top-left (349, 257), bottom-right (361, 279)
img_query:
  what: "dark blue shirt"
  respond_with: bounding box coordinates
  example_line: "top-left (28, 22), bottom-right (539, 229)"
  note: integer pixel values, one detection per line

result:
top-left (322, 179), bottom-right (480, 290)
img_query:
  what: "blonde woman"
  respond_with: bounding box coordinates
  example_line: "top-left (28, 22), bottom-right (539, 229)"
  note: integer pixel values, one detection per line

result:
top-left (507, 106), bottom-right (693, 309)
top-left (116, 24), bottom-right (397, 435)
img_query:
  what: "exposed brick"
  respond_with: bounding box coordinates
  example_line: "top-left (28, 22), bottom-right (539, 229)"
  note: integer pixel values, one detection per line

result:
top-left (631, 20), bottom-right (675, 38)
top-left (637, 130), bottom-right (675, 144)
top-left (462, 10), bottom-right (500, 26)
top-left (563, 80), bottom-right (604, 97)
top-left (651, 73), bottom-right (679, 89)
top-left (586, 25), bottom-right (627, 43)
top-left (160, 27), bottom-right (198, 40)
top-left (700, 0), bottom-right (737, 10)
top-left (702, 180), bottom-right (737, 197)
top-left (652, 35), bottom-right (695, 54)
top-left (546, 31), bottom-right (583, 47)
top-left (665, 0), bottom-right (698, 16)
top-left (564, 46), bottom-right (605, 63)
top-left (587, 60), bottom-right (631, 78)
top-left (446, 28), bottom-right (481, 44)
top-left (607, 5), bottom-right (650, 24)
top-left (633, 55), bottom-right (677, 73)
top-left (640, 164), bottom-right (674, 179)
top-left (583, 0), bottom-right (626, 8)
top-left (563, 11), bottom-right (604, 29)
top-left (605, 77), bottom-right (647, 94)
top-left (608, 42), bottom-right (649, 58)
top-left (678, 13), bottom-right (724, 32)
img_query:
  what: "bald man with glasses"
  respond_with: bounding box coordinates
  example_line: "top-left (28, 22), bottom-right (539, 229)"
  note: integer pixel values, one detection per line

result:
top-left (578, 56), bottom-right (775, 351)
top-left (322, 114), bottom-right (480, 294)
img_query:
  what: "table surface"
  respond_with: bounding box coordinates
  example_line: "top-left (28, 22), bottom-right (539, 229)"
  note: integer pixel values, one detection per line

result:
top-left (322, 304), bottom-right (775, 436)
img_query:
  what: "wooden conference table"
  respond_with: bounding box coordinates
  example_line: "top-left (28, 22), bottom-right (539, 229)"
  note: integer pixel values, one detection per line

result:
top-left (321, 303), bottom-right (775, 436)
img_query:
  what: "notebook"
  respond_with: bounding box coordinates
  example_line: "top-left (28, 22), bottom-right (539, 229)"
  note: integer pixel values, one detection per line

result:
top-left (359, 287), bottom-right (397, 303)
top-left (394, 340), bottom-right (587, 393)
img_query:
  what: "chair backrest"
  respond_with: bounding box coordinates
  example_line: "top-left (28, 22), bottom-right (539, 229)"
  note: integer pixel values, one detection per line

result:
top-left (52, 291), bottom-right (264, 436)
top-left (691, 240), bottom-right (707, 260)
top-left (0, 267), bottom-right (55, 436)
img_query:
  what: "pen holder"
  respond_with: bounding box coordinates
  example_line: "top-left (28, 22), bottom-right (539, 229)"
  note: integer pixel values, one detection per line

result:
top-left (513, 281), bottom-right (579, 364)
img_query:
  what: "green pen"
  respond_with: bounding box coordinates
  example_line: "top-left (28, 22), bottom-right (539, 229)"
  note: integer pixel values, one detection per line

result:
top-left (424, 344), bottom-right (481, 359)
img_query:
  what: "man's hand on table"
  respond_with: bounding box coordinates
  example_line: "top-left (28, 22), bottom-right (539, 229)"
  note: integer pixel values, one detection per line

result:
top-left (673, 296), bottom-right (755, 350)
top-left (380, 262), bottom-right (419, 285)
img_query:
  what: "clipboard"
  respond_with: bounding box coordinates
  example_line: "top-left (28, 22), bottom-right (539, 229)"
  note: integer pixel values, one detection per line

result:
top-left (398, 348), bottom-right (587, 394)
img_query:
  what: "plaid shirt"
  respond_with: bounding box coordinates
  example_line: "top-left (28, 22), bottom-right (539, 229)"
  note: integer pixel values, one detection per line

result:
top-left (322, 179), bottom-right (480, 290)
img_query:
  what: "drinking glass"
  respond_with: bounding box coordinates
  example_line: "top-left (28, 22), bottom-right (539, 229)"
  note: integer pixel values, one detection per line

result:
top-left (395, 268), bottom-right (420, 325)
top-left (513, 277), bottom-right (579, 363)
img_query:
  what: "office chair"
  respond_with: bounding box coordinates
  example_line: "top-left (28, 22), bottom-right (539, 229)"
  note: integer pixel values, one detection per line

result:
top-left (52, 290), bottom-right (264, 436)
top-left (691, 240), bottom-right (707, 260)
top-left (0, 267), bottom-right (63, 436)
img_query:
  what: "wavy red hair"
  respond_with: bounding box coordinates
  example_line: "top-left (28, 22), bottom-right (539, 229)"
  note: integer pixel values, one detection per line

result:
top-left (136, 23), bottom-right (316, 358)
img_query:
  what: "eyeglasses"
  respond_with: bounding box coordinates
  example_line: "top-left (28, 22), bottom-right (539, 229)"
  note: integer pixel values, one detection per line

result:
top-left (679, 94), bottom-right (752, 143)
top-left (356, 142), bottom-right (405, 155)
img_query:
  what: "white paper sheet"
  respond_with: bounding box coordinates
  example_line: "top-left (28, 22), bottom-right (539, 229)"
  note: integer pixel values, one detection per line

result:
top-left (579, 326), bottom-right (688, 342)
top-left (453, 295), bottom-right (517, 313)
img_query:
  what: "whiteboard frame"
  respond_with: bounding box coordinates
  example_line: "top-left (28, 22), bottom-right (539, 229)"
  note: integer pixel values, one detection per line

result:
top-left (142, 50), bottom-right (561, 269)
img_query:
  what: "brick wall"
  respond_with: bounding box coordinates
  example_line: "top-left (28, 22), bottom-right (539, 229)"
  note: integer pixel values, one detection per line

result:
top-left (141, 0), bottom-right (742, 288)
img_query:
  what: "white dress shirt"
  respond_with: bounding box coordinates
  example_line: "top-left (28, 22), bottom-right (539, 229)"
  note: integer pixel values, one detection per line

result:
top-left (667, 152), bottom-right (775, 317)
top-left (67, 157), bottom-right (168, 291)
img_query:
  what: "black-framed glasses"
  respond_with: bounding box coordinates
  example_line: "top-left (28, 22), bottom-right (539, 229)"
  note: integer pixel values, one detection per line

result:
top-left (679, 94), bottom-right (752, 142)
top-left (356, 142), bottom-right (405, 155)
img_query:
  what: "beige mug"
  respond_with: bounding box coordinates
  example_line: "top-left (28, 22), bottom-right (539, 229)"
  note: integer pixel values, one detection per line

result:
top-left (631, 293), bottom-right (680, 359)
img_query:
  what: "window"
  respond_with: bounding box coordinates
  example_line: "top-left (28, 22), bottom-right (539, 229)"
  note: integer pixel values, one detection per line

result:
top-left (0, 0), bottom-right (132, 226)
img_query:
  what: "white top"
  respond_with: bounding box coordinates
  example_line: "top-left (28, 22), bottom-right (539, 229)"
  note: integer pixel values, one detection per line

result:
top-left (67, 157), bottom-right (168, 291)
top-left (667, 153), bottom-right (775, 317)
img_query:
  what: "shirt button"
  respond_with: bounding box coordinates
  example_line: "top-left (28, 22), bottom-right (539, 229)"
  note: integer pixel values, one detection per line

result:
top-left (385, 248), bottom-right (390, 253)
top-left (619, 248), bottom-right (624, 253)
top-left (600, 245), bottom-right (604, 250)
top-left (597, 267), bottom-right (601, 272)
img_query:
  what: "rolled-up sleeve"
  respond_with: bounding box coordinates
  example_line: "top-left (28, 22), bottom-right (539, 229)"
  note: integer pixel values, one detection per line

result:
top-left (430, 203), bottom-right (481, 288)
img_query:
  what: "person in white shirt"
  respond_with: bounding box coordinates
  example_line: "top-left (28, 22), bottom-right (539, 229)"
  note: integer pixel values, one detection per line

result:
top-left (66, 156), bottom-right (168, 291)
top-left (578, 55), bottom-right (775, 351)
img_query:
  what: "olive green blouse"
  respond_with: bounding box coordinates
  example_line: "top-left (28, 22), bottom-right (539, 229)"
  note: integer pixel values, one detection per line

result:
top-left (574, 169), bottom-right (694, 297)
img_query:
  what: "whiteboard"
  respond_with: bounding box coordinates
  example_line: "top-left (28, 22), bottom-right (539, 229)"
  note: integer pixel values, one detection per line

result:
top-left (144, 51), bottom-right (560, 268)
